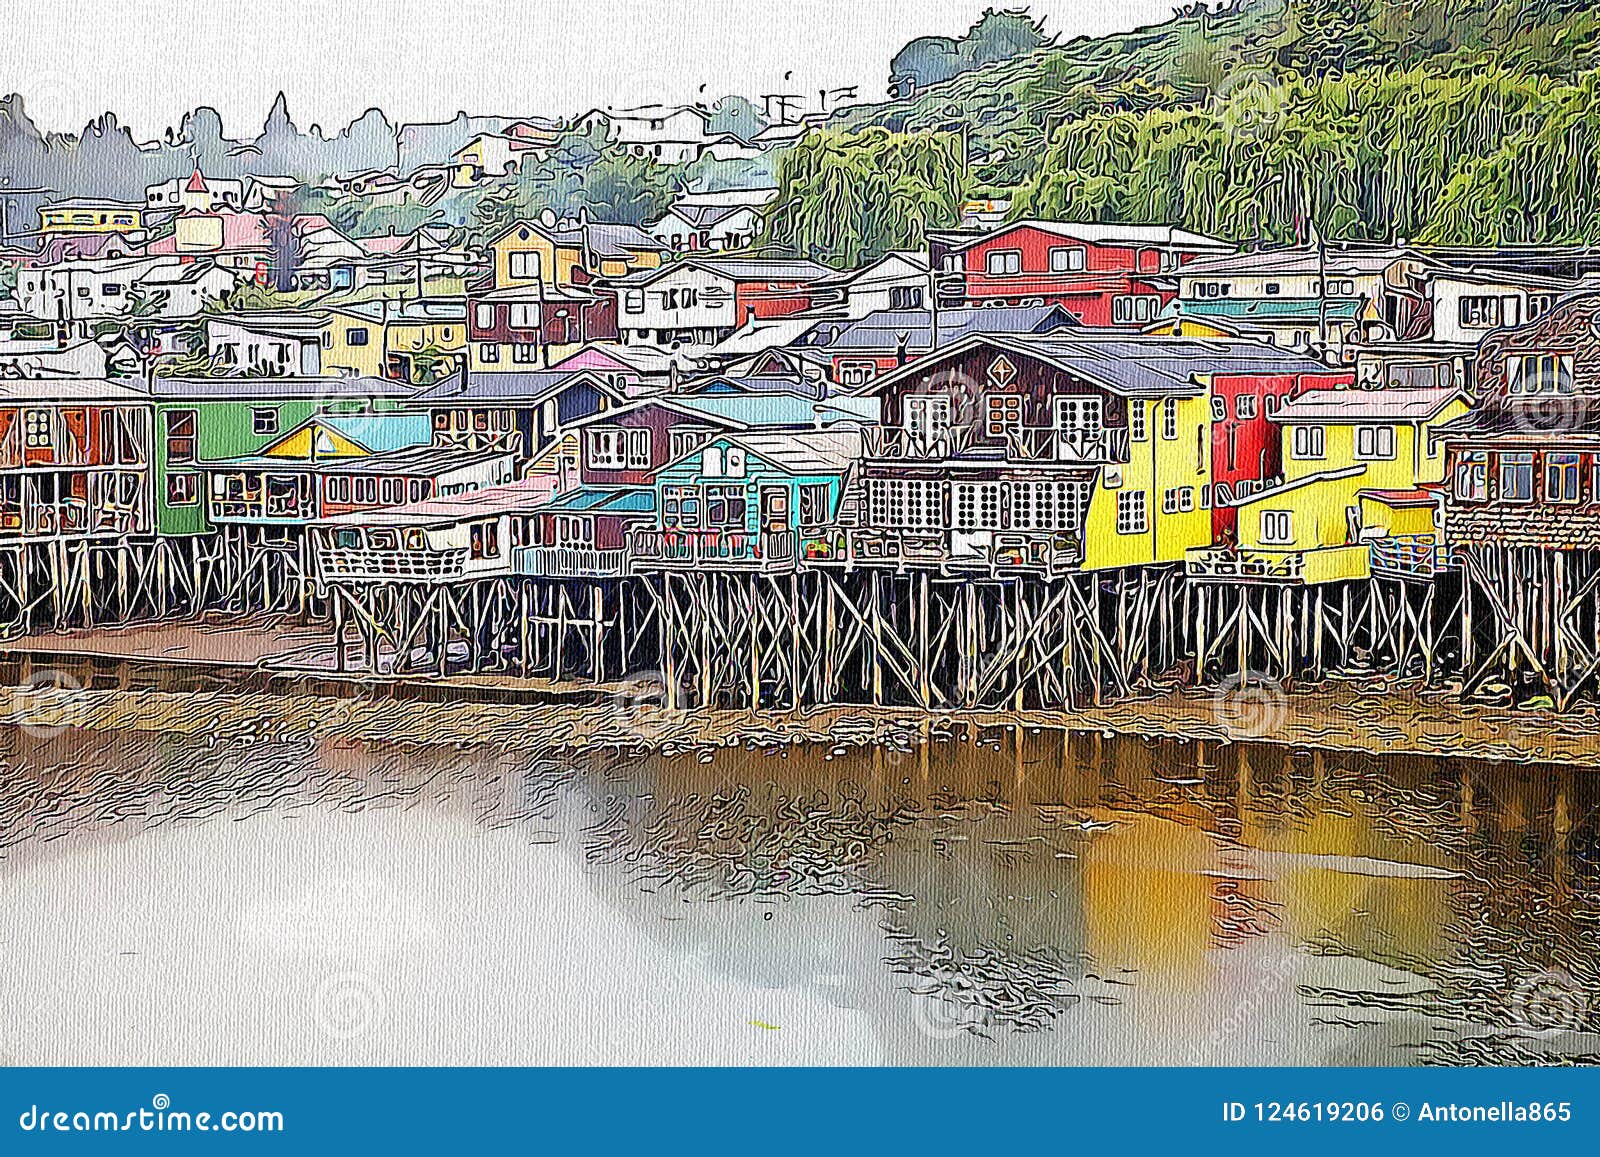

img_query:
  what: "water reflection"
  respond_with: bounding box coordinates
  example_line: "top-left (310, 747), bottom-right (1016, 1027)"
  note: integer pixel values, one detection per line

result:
top-left (1, 714), bottom-right (1597, 1065)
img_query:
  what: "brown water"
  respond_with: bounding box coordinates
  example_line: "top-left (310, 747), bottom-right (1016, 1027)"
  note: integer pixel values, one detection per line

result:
top-left (0, 709), bottom-right (1597, 1065)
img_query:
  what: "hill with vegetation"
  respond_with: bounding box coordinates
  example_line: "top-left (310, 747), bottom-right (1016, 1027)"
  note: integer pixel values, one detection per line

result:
top-left (767, 0), bottom-right (1600, 263)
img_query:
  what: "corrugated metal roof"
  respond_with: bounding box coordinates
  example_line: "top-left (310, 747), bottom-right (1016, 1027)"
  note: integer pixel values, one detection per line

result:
top-left (723, 428), bottom-right (862, 474)
top-left (1273, 388), bottom-right (1462, 423)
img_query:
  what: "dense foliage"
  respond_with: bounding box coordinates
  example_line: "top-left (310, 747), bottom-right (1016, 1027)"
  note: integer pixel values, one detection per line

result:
top-left (770, 0), bottom-right (1600, 257)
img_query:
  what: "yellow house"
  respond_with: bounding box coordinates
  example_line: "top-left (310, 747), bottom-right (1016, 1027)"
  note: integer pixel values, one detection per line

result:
top-left (490, 219), bottom-right (665, 290)
top-left (1203, 387), bottom-right (1468, 583)
top-left (330, 299), bottom-right (468, 382)
top-left (1082, 391), bottom-right (1214, 571)
top-left (39, 198), bottom-right (146, 236)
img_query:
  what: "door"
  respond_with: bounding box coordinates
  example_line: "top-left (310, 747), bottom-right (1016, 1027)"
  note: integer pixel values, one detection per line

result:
top-left (759, 486), bottom-right (789, 533)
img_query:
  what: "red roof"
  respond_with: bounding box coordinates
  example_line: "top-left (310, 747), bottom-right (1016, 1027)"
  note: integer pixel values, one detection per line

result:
top-left (185, 168), bottom-right (208, 193)
top-left (1358, 485), bottom-right (1440, 507)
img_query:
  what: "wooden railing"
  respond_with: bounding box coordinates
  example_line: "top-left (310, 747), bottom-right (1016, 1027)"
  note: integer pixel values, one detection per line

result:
top-left (1369, 533), bottom-right (1451, 577)
top-left (1186, 547), bottom-right (1305, 581)
top-left (514, 545), bottom-right (628, 578)
top-left (1003, 426), bottom-right (1130, 465)
top-left (628, 528), bottom-right (799, 570)
top-left (317, 546), bottom-right (469, 582)
top-left (862, 426), bottom-right (975, 461)
top-left (799, 527), bottom-right (1084, 576)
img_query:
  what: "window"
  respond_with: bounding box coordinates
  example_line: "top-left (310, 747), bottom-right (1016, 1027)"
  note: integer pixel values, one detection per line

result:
top-left (1010, 479), bottom-right (1090, 531)
top-left (586, 428), bottom-right (651, 470)
top-left (663, 485), bottom-right (700, 527)
top-left (1210, 397), bottom-right (1227, 423)
top-left (164, 408), bottom-right (197, 463)
top-left (24, 409), bottom-right (51, 449)
top-left (345, 327), bottom-right (369, 346)
top-left (507, 303), bottom-right (537, 330)
top-left (1546, 452), bottom-right (1583, 504)
top-left (985, 394), bottom-right (1022, 436)
top-left (1498, 451), bottom-right (1535, 502)
top-left (470, 520), bottom-right (501, 559)
top-left (1112, 295), bottom-right (1160, 324)
top-left (1264, 282), bottom-right (1281, 296)
top-left (1116, 490), bottom-right (1148, 535)
top-left (1260, 510), bottom-right (1293, 545)
top-left (553, 514), bottom-right (594, 547)
top-left (1048, 247), bottom-right (1086, 273)
top-left (102, 282), bottom-right (124, 296)
top-left (1160, 397), bottom-right (1178, 441)
top-left (1129, 401), bottom-right (1147, 441)
top-left (1507, 354), bottom-right (1574, 396)
top-left (838, 360), bottom-right (877, 387)
top-left (704, 484), bottom-right (748, 529)
top-left (867, 478), bottom-right (944, 529)
top-left (251, 407), bottom-right (278, 436)
top-left (888, 286), bottom-right (923, 310)
top-left (985, 249), bottom-right (1022, 276)
top-left (670, 428), bottom-right (707, 461)
top-left (1453, 450), bottom-right (1488, 502)
top-left (1054, 395), bottom-right (1103, 434)
top-left (1459, 295), bottom-right (1510, 329)
top-left (475, 303), bottom-right (495, 329)
top-left (1234, 394), bottom-right (1257, 420)
top-left (1291, 425), bottom-right (1326, 460)
top-left (905, 395), bottom-right (953, 438)
top-left (951, 482), bottom-right (1003, 530)
top-left (512, 343), bottom-right (538, 363)
top-left (624, 290), bottom-right (644, 314)
top-left (355, 477), bottom-right (377, 504)
top-left (508, 251), bottom-right (539, 280)
top-left (1529, 294), bottom-right (1555, 320)
top-left (481, 343), bottom-right (499, 363)
top-left (798, 482), bottom-right (830, 524)
top-left (1162, 486), bottom-right (1195, 514)
top-left (166, 472), bottom-right (199, 506)
top-left (1354, 424), bottom-right (1395, 460)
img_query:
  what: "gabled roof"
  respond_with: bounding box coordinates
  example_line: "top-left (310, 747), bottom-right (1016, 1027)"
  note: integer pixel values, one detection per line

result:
top-left (952, 218), bottom-right (1232, 254)
top-left (489, 218), bottom-right (671, 257)
top-left (563, 391), bottom-right (878, 434)
top-left (822, 305), bottom-right (1076, 353)
top-left (1271, 387), bottom-right (1465, 423)
top-left (717, 428), bottom-right (862, 474)
top-left (144, 375), bottom-right (417, 400)
top-left (411, 367), bottom-right (623, 404)
top-left (215, 412), bottom-right (432, 464)
top-left (614, 256), bottom-right (835, 288)
top-left (852, 333), bottom-right (1339, 399)
top-left (539, 486), bottom-right (656, 515)
top-left (1173, 246), bottom-right (1423, 280)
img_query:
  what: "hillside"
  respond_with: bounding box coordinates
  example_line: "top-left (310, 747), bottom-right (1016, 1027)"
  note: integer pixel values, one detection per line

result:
top-left (768, 0), bottom-right (1600, 261)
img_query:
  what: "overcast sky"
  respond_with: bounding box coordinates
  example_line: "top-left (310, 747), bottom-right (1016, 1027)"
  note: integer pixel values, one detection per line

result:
top-left (2, 0), bottom-right (1178, 138)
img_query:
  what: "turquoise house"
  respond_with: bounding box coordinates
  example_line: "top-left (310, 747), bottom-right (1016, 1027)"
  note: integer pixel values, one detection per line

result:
top-left (630, 427), bottom-right (863, 571)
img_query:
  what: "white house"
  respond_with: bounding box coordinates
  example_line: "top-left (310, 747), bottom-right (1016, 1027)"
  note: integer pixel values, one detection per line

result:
top-left (578, 105), bottom-right (716, 163)
top-left (833, 251), bottom-right (931, 319)
top-left (205, 316), bottom-right (326, 376)
top-left (647, 203), bottom-right (764, 252)
top-left (15, 256), bottom-right (236, 322)
top-left (145, 169), bottom-right (244, 212)
top-left (1426, 268), bottom-right (1572, 345)
top-left (614, 257), bottom-right (832, 349)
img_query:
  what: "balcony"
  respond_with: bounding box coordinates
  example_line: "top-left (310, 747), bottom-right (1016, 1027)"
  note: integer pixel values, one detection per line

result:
top-left (1186, 543), bottom-right (1372, 585)
top-left (316, 546), bottom-right (468, 583)
top-left (514, 545), bottom-right (628, 578)
top-left (1003, 426), bottom-right (1130, 465)
top-left (800, 527), bottom-right (1083, 577)
top-left (863, 426), bottom-right (976, 461)
top-left (628, 528), bottom-right (799, 572)
top-left (863, 424), bottom-right (1129, 466)
top-left (1368, 533), bottom-right (1453, 578)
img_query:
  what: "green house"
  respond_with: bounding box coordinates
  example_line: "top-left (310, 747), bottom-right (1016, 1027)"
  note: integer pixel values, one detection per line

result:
top-left (631, 427), bottom-right (863, 571)
top-left (146, 376), bottom-right (417, 536)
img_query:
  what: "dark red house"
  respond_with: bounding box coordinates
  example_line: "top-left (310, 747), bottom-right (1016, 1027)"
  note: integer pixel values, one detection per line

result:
top-left (949, 220), bottom-right (1233, 327)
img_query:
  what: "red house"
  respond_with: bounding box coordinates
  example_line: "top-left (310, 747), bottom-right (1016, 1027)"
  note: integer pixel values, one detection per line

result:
top-left (948, 220), bottom-right (1233, 327)
top-left (1207, 366), bottom-right (1354, 537)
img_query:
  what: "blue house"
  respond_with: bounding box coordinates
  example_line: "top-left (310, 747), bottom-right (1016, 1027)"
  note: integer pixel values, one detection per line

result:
top-left (630, 428), bottom-right (863, 572)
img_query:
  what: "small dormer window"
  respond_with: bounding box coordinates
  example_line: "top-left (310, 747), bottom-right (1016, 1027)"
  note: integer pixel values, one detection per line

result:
top-left (1507, 353), bottom-right (1574, 396)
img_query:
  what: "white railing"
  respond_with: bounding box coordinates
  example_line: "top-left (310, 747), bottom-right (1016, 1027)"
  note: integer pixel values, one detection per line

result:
top-left (316, 546), bottom-right (468, 582)
top-left (863, 426), bottom-right (975, 460)
top-left (514, 545), bottom-right (628, 578)
top-left (628, 528), bottom-right (799, 569)
top-left (1004, 426), bottom-right (1130, 464)
top-left (1369, 533), bottom-right (1451, 576)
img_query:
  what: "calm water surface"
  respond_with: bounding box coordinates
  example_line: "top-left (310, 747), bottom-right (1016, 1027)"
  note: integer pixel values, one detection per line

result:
top-left (2, 709), bottom-right (1598, 1065)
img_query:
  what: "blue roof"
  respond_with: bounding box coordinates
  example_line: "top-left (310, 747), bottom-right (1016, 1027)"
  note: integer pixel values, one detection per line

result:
top-left (667, 393), bottom-right (878, 428)
top-left (540, 487), bottom-right (656, 514)
top-left (320, 413), bottom-right (433, 453)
